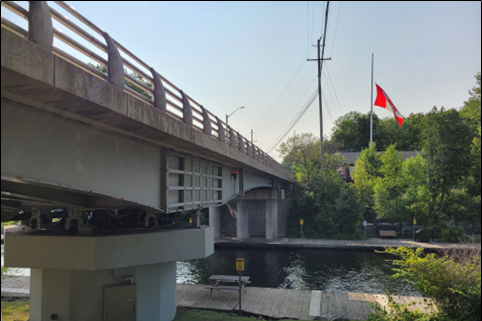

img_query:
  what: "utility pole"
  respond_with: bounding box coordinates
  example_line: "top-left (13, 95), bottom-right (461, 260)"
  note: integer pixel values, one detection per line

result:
top-left (307, 1), bottom-right (331, 170)
top-left (251, 129), bottom-right (254, 143)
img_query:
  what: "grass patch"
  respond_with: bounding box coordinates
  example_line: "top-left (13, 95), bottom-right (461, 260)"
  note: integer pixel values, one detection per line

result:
top-left (173, 308), bottom-right (306, 321)
top-left (1, 301), bottom-right (29, 321)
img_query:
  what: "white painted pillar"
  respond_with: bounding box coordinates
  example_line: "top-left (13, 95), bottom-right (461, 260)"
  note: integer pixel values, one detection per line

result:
top-left (136, 262), bottom-right (177, 321)
top-left (266, 200), bottom-right (278, 239)
top-left (236, 200), bottom-right (249, 239)
top-left (209, 206), bottom-right (221, 238)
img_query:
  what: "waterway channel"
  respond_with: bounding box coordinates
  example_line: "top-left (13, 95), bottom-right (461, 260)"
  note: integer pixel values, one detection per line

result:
top-left (2, 245), bottom-right (420, 296)
top-left (177, 247), bottom-right (421, 296)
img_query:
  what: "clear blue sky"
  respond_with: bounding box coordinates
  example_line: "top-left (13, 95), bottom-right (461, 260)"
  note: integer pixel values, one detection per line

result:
top-left (3, 1), bottom-right (481, 160)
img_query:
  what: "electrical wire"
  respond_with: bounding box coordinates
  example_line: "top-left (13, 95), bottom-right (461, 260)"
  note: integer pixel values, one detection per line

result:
top-left (256, 69), bottom-right (316, 137)
top-left (252, 47), bottom-right (314, 130)
top-left (266, 88), bottom-right (319, 153)
top-left (330, 1), bottom-right (342, 57)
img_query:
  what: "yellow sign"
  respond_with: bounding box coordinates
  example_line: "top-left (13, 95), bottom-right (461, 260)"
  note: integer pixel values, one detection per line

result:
top-left (236, 258), bottom-right (244, 271)
top-left (413, 218), bottom-right (417, 225)
top-left (300, 219), bottom-right (304, 225)
top-left (189, 218), bottom-right (192, 224)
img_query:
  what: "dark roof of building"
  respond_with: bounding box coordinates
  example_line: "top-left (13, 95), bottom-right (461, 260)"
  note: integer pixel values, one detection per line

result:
top-left (339, 151), bottom-right (421, 165)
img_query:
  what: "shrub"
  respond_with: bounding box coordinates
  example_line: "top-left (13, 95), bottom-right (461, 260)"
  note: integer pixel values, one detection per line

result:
top-left (382, 246), bottom-right (481, 321)
top-left (441, 219), bottom-right (465, 242)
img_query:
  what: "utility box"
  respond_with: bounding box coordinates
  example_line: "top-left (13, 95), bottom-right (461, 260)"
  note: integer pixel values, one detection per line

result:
top-left (104, 284), bottom-right (137, 321)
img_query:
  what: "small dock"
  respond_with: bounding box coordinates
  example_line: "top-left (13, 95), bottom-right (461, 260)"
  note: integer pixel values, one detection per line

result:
top-left (177, 285), bottom-right (436, 320)
top-left (1, 278), bottom-right (436, 320)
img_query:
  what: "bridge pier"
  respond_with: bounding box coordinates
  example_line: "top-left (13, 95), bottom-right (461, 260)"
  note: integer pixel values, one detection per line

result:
top-left (209, 206), bottom-right (221, 238)
top-left (236, 200), bottom-right (249, 239)
top-left (4, 228), bottom-right (213, 321)
top-left (266, 200), bottom-right (278, 239)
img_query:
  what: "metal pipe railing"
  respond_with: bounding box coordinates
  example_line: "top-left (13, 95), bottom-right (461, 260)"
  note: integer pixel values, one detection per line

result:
top-left (1, 1), bottom-right (291, 176)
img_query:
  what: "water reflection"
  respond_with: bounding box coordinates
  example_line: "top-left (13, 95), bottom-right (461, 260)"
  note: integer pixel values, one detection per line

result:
top-left (177, 248), bottom-right (421, 296)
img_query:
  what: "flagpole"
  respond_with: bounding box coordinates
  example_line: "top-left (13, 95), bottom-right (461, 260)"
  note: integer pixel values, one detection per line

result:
top-left (370, 53), bottom-right (374, 146)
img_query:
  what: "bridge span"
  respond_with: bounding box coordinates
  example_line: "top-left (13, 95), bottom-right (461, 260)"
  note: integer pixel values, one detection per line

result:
top-left (1, 2), bottom-right (293, 321)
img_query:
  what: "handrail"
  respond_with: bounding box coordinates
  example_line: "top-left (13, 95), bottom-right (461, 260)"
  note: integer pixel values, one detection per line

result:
top-left (1, 1), bottom-right (292, 177)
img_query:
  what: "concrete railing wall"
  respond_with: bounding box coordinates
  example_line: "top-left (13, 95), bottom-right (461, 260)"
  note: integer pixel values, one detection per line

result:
top-left (1, 1), bottom-right (292, 178)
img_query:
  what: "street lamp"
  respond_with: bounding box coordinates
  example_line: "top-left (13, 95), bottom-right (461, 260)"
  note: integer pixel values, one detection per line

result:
top-left (226, 106), bottom-right (245, 125)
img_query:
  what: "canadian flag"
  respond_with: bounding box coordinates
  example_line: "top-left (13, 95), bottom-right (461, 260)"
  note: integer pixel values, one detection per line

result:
top-left (374, 84), bottom-right (404, 127)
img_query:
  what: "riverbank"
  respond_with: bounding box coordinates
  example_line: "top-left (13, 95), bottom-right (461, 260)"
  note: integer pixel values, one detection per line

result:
top-left (215, 236), bottom-right (481, 252)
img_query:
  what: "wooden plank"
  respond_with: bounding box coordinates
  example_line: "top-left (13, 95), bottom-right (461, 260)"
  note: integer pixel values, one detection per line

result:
top-left (285, 289), bottom-right (303, 319)
top-left (320, 291), bottom-right (330, 320)
top-left (240, 287), bottom-right (264, 314)
top-left (273, 289), bottom-right (290, 319)
top-left (335, 292), bottom-right (350, 320)
top-left (309, 290), bottom-right (322, 317)
top-left (258, 288), bottom-right (277, 317)
top-left (250, 287), bottom-right (273, 316)
top-left (299, 290), bottom-right (314, 321)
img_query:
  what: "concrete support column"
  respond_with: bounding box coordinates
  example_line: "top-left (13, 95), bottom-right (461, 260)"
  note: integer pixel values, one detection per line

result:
top-left (136, 262), bottom-right (177, 321)
top-left (236, 200), bottom-right (249, 239)
top-left (266, 200), bottom-right (278, 239)
top-left (29, 267), bottom-right (136, 321)
top-left (209, 206), bottom-right (221, 238)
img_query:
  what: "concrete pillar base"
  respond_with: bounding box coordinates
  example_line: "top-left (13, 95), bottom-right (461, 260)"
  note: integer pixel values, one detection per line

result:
top-left (28, 262), bottom-right (176, 321)
top-left (236, 200), bottom-right (249, 239)
top-left (266, 200), bottom-right (278, 239)
top-left (209, 206), bottom-right (221, 238)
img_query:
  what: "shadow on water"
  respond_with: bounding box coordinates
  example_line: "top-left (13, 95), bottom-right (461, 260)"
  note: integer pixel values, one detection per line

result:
top-left (177, 248), bottom-right (421, 296)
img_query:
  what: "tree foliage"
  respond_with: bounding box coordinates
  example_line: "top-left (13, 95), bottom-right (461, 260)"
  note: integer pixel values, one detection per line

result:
top-left (281, 134), bottom-right (363, 240)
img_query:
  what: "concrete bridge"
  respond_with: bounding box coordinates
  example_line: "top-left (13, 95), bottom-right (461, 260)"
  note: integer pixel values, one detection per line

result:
top-left (1, 2), bottom-right (293, 321)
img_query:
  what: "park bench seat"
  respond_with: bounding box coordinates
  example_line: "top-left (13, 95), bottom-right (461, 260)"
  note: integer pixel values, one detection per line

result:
top-left (379, 230), bottom-right (397, 238)
top-left (205, 286), bottom-right (247, 297)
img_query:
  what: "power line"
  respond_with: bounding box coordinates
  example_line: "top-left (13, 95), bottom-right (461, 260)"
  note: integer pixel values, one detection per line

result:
top-left (266, 88), bottom-right (319, 153)
top-left (252, 47), bottom-right (314, 130)
top-left (324, 64), bottom-right (343, 115)
top-left (256, 69), bottom-right (316, 137)
top-left (330, 1), bottom-right (342, 57)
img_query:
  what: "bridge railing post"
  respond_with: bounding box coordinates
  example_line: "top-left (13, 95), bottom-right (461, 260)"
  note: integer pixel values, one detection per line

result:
top-left (27, 1), bottom-right (53, 52)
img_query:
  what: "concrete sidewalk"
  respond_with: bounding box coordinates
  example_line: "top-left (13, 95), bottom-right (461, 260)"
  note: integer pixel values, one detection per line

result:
top-left (215, 236), bottom-right (481, 251)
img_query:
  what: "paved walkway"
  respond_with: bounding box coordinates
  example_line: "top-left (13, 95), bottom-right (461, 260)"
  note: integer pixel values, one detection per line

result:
top-left (215, 236), bottom-right (481, 251)
top-left (1, 277), bottom-right (436, 320)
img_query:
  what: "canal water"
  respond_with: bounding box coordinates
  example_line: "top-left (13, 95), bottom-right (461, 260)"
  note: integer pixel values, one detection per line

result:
top-left (2, 245), bottom-right (420, 296)
top-left (177, 247), bottom-right (421, 296)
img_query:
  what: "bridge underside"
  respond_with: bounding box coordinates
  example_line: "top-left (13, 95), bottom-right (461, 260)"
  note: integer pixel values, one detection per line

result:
top-left (1, 24), bottom-right (292, 321)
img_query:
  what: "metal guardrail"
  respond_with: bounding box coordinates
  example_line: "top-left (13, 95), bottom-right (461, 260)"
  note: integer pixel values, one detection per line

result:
top-left (1, 1), bottom-right (292, 177)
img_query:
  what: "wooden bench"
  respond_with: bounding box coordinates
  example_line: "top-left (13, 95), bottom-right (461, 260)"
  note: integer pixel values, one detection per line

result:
top-left (205, 286), bottom-right (247, 297)
top-left (379, 230), bottom-right (397, 238)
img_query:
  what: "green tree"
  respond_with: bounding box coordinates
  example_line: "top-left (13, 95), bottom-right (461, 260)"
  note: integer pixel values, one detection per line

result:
top-left (373, 145), bottom-right (405, 222)
top-left (332, 111), bottom-right (379, 151)
top-left (352, 143), bottom-right (382, 212)
top-left (424, 107), bottom-right (473, 225)
top-left (283, 133), bottom-right (363, 240)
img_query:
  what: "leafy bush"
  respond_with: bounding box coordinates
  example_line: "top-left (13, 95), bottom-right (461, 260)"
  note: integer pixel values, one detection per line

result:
top-left (382, 247), bottom-right (481, 321)
top-left (441, 219), bottom-right (466, 242)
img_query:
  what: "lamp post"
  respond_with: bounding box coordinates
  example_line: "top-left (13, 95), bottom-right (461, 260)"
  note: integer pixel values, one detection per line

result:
top-left (226, 106), bottom-right (245, 125)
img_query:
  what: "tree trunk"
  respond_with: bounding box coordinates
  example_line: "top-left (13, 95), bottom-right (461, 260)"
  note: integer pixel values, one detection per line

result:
top-left (438, 190), bottom-right (445, 218)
